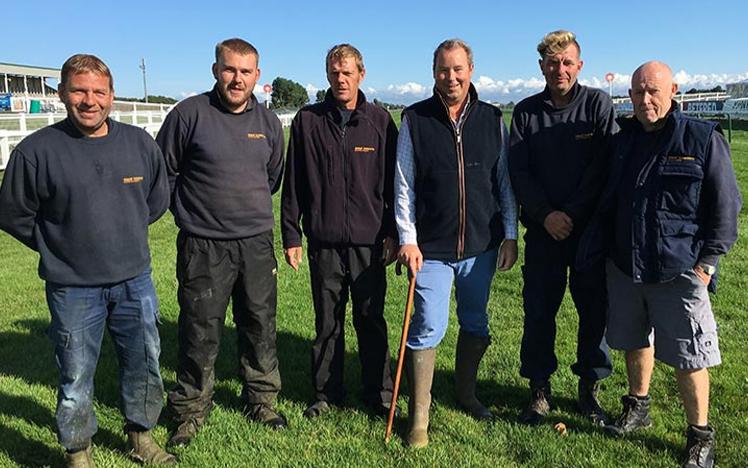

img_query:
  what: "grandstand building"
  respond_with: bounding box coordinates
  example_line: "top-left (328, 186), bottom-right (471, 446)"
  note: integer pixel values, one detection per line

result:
top-left (1, 62), bottom-right (60, 112)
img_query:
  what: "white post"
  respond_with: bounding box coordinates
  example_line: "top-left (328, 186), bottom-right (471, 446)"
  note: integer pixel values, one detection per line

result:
top-left (42, 77), bottom-right (46, 97)
top-left (0, 131), bottom-right (10, 169)
top-left (19, 113), bottom-right (27, 132)
top-left (147, 112), bottom-right (153, 125)
top-left (3, 73), bottom-right (7, 94)
top-left (48, 113), bottom-right (54, 125)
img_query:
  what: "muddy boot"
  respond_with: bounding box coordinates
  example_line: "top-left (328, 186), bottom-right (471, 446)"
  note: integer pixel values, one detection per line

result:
top-left (65, 443), bottom-right (95, 468)
top-left (406, 347), bottom-right (436, 448)
top-left (520, 380), bottom-right (551, 425)
top-left (454, 331), bottom-right (492, 420)
top-left (126, 428), bottom-right (177, 465)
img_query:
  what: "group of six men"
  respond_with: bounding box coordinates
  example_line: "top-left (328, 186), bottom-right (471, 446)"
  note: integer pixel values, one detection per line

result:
top-left (0, 30), bottom-right (740, 468)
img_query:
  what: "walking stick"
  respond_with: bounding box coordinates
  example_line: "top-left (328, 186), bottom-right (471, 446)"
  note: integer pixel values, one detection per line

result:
top-left (385, 273), bottom-right (417, 444)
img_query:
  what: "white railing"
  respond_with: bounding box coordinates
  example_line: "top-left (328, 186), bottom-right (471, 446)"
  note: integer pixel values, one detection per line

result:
top-left (0, 109), bottom-right (298, 170)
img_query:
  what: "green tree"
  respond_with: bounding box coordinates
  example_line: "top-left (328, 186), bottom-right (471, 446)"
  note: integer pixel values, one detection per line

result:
top-left (315, 89), bottom-right (326, 103)
top-left (271, 77), bottom-right (308, 109)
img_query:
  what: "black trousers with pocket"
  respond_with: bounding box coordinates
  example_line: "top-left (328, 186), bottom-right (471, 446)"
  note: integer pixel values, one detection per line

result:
top-left (168, 229), bottom-right (281, 423)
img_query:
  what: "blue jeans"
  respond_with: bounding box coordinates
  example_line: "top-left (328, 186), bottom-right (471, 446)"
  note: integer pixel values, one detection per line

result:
top-left (45, 269), bottom-right (164, 451)
top-left (407, 249), bottom-right (498, 349)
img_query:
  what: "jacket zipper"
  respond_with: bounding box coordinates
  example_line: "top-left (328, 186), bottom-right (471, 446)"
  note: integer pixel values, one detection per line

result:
top-left (438, 94), bottom-right (473, 260)
top-left (342, 124), bottom-right (349, 243)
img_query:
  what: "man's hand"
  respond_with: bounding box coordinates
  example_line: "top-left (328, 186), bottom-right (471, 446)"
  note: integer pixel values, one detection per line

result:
top-left (284, 246), bottom-right (303, 271)
top-left (382, 237), bottom-right (398, 266)
top-left (497, 239), bottom-right (518, 271)
top-left (544, 211), bottom-right (574, 241)
top-left (397, 244), bottom-right (423, 277)
top-left (693, 265), bottom-right (712, 286)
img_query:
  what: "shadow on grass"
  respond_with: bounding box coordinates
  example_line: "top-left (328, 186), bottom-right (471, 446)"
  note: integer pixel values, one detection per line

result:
top-left (1, 318), bottom-right (681, 461)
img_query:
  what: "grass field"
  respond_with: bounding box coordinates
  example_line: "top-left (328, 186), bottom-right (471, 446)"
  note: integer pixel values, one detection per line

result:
top-left (0, 115), bottom-right (746, 467)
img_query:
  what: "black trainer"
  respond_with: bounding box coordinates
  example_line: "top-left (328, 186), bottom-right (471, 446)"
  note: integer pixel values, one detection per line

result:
top-left (520, 380), bottom-right (551, 425)
top-left (604, 394), bottom-right (652, 435)
top-left (578, 378), bottom-right (607, 426)
top-left (683, 425), bottom-right (715, 468)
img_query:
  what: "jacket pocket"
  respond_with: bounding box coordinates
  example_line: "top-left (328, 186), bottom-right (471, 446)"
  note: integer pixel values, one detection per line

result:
top-left (659, 219), bottom-right (699, 269)
top-left (658, 162), bottom-right (703, 215)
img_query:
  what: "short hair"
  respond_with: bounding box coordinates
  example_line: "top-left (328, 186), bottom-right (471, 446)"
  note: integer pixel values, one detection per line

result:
top-left (326, 44), bottom-right (364, 72)
top-left (537, 30), bottom-right (581, 58)
top-left (215, 38), bottom-right (259, 63)
top-left (432, 39), bottom-right (474, 72)
top-left (61, 54), bottom-right (114, 90)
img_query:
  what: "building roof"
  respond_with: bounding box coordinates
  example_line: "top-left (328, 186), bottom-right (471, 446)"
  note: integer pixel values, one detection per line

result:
top-left (0, 62), bottom-right (61, 79)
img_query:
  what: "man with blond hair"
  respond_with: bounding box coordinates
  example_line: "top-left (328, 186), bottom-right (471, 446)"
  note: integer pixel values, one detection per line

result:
top-left (281, 43), bottom-right (398, 419)
top-left (578, 61), bottom-right (740, 468)
top-left (157, 38), bottom-right (286, 446)
top-left (396, 38), bottom-right (518, 447)
top-left (509, 30), bottom-right (616, 425)
top-left (0, 54), bottom-right (174, 467)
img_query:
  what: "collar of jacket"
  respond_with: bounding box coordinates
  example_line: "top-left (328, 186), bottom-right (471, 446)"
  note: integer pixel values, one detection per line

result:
top-left (323, 88), bottom-right (368, 121)
top-left (617, 100), bottom-right (682, 132)
top-left (540, 81), bottom-right (582, 109)
top-left (430, 82), bottom-right (479, 120)
top-left (209, 85), bottom-right (259, 114)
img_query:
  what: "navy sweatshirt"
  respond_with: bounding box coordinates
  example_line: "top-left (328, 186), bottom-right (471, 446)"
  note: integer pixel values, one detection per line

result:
top-left (156, 89), bottom-right (284, 239)
top-left (509, 84), bottom-right (618, 231)
top-left (0, 119), bottom-right (169, 285)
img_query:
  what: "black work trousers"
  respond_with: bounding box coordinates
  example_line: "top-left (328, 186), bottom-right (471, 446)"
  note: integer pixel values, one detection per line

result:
top-left (307, 242), bottom-right (394, 406)
top-left (168, 229), bottom-right (281, 423)
top-left (519, 227), bottom-right (612, 382)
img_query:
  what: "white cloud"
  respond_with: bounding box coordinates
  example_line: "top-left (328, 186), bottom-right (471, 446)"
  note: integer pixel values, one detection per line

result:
top-left (179, 91), bottom-right (197, 99)
top-left (323, 69), bottom-right (748, 105)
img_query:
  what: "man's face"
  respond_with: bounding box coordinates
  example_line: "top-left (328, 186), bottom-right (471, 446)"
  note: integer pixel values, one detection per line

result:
top-left (629, 64), bottom-right (677, 130)
top-left (212, 50), bottom-right (260, 112)
top-left (59, 71), bottom-right (113, 137)
top-left (433, 47), bottom-right (473, 106)
top-left (327, 57), bottom-right (365, 109)
top-left (539, 43), bottom-right (583, 98)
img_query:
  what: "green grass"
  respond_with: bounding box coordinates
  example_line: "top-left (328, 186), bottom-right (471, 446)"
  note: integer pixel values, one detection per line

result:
top-left (0, 122), bottom-right (746, 467)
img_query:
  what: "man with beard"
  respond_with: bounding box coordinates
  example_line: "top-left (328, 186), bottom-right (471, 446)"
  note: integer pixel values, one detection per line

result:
top-left (281, 44), bottom-right (398, 419)
top-left (156, 38), bottom-right (286, 447)
top-left (0, 54), bottom-right (174, 467)
top-left (509, 30), bottom-right (616, 426)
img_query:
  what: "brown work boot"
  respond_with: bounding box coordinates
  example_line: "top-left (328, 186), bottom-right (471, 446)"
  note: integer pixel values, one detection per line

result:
top-left (65, 443), bottom-right (95, 468)
top-left (520, 380), bottom-right (551, 425)
top-left (126, 428), bottom-right (177, 465)
top-left (245, 403), bottom-right (288, 430)
top-left (454, 331), bottom-right (493, 420)
top-left (406, 347), bottom-right (436, 448)
top-left (167, 418), bottom-right (200, 448)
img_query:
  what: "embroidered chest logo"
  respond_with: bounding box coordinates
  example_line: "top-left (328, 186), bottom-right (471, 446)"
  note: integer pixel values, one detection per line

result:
top-left (354, 146), bottom-right (376, 153)
top-left (667, 155), bottom-right (696, 162)
top-left (247, 133), bottom-right (266, 140)
top-left (574, 133), bottom-right (594, 140)
top-left (123, 176), bottom-right (144, 184)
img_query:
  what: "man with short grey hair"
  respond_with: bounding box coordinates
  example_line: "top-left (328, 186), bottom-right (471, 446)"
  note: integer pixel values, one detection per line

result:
top-left (579, 60), bottom-right (740, 468)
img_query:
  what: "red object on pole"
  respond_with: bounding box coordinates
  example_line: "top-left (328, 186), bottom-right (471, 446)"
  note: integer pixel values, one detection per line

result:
top-left (384, 274), bottom-right (417, 444)
top-left (263, 84), bottom-right (272, 93)
top-left (605, 73), bottom-right (615, 82)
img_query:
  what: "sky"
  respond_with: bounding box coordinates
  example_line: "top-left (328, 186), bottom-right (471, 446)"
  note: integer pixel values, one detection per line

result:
top-left (3, 0), bottom-right (747, 104)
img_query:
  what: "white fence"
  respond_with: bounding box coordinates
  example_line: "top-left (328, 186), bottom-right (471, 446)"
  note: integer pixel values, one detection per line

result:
top-left (1, 109), bottom-right (298, 170)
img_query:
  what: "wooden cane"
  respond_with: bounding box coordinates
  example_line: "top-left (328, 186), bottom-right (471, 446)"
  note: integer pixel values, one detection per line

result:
top-left (385, 273), bottom-right (417, 443)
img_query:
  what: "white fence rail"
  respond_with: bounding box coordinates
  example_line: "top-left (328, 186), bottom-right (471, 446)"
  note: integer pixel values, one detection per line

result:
top-left (1, 110), bottom-right (298, 170)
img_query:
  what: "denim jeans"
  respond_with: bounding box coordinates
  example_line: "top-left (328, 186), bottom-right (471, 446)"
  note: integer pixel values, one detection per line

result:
top-left (45, 269), bottom-right (164, 451)
top-left (407, 249), bottom-right (498, 349)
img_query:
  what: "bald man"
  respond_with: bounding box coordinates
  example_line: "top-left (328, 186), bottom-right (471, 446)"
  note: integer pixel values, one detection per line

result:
top-left (578, 61), bottom-right (741, 468)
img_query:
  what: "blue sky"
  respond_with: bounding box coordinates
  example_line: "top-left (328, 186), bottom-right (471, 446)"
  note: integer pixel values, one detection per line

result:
top-left (4, 0), bottom-right (747, 104)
